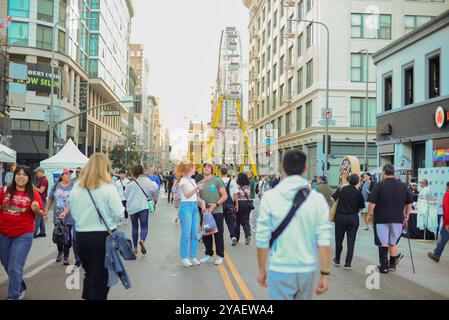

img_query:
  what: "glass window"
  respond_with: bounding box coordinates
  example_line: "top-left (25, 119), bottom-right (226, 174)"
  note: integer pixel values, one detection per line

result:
top-left (273, 63), bottom-right (277, 82)
top-left (90, 12), bottom-right (99, 30)
top-left (286, 112), bottom-right (291, 135)
top-left (280, 27), bottom-right (285, 45)
top-left (404, 66), bottom-right (414, 106)
top-left (280, 55), bottom-right (284, 76)
top-left (20, 120), bottom-right (30, 131)
top-left (8, 22), bottom-right (29, 46)
top-left (59, 0), bottom-right (66, 23)
top-left (37, 0), bottom-right (54, 23)
top-left (307, 0), bottom-right (313, 12)
top-left (8, 0), bottom-right (30, 18)
top-left (30, 120), bottom-right (40, 131)
top-left (36, 25), bottom-right (53, 50)
top-left (273, 90), bottom-right (277, 110)
top-left (297, 67), bottom-right (303, 94)
top-left (273, 10), bottom-right (277, 28)
top-left (351, 14), bottom-right (362, 38)
top-left (288, 77), bottom-right (293, 96)
top-left (305, 101), bottom-right (312, 128)
top-left (306, 24), bottom-right (312, 48)
top-left (306, 60), bottom-right (313, 88)
top-left (58, 30), bottom-right (66, 53)
top-left (91, 0), bottom-right (100, 9)
top-left (296, 106), bottom-right (302, 131)
top-left (379, 15), bottom-right (392, 39)
top-left (350, 98), bottom-right (376, 127)
top-left (273, 37), bottom-right (277, 55)
top-left (351, 53), bottom-right (376, 83)
top-left (12, 120), bottom-right (20, 130)
top-left (89, 59), bottom-right (98, 77)
top-left (278, 117), bottom-right (283, 136)
top-left (428, 54), bottom-right (440, 99)
top-left (297, 33), bottom-right (303, 57)
top-left (405, 15), bottom-right (432, 33)
top-left (89, 34), bottom-right (99, 56)
top-left (384, 75), bottom-right (392, 111)
top-left (40, 121), bottom-right (48, 131)
top-left (267, 21), bottom-right (271, 37)
top-left (298, 1), bottom-right (304, 21)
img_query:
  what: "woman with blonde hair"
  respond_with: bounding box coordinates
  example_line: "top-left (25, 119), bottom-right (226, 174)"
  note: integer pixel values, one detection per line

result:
top-left (69, 153), bottom-right (124, 300)
top-left (176, 161), bottom-right (204, 267)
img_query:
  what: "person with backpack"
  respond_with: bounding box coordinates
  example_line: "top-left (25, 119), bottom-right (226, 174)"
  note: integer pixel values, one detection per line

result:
top-left (115, 169), bottom-right (129, 223)
top-left (257, 175), bottom-right (270, 199)
top-left (124, 165), bottom-right (158, 255)
top-left (256, 150), bottom-right (331, 300)
top-left (198, 163), bottom-right (228, 265)
top-left (220, 167), bottom-right (239, 246)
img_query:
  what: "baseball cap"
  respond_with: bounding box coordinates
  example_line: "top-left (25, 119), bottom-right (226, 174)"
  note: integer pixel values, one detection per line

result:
top-left (33, 167), bottom-right (44, 173)
top-left (62, 168), bottom-right (73, 175)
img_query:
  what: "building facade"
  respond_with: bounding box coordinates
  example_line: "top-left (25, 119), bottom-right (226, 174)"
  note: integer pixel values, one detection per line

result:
top-left (373, 9), bottom-right (449, 177)
top-left (2, 0), bottom-right (134, 167)
top-left (243, 0), bottom-right (449, 185)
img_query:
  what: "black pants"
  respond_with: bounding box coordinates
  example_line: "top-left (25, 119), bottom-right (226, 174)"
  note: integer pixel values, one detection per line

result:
top-left (56, 224), bottom-right (72, 258)
top-left (167, 186), bottom-right (173, 203)
top-left (334, 213), bottom-right (359, 266)
top-left (122, 200), bottom-right (128, 219)
top-left (223, 210), bottom-right (237, 239)
top-left (164, 180), bottom-right (168, 192)
top-left (202, 212), bottom-right (225, 258)
top-left (76, 231), bottom-right (109, 300)
top-left (236, 204), bottom-right (251, 242)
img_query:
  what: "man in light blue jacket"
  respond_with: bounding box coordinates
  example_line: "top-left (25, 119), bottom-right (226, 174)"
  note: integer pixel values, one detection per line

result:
top-left (256, 150), bottom-right (332, 300)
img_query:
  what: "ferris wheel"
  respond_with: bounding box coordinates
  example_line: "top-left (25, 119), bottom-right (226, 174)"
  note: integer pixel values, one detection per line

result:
top-left (216, 27), bottom-right (243, 130)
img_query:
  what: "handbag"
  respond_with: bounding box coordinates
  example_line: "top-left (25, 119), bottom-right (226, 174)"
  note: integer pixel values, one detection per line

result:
top-left (330, 184), bottom-right (348, 222)
top-left (222, 179), bottom-right (235, 213)
top-left (238, 185), bottom-right (255, 211)
top-left (134, 180), bottom-right (155, 213)
top-left (269, 188), bottom-right (309, 249)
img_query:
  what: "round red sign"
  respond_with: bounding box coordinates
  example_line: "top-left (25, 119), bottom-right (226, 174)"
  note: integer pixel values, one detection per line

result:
top-left (435, 106), bottom-right (445, 128)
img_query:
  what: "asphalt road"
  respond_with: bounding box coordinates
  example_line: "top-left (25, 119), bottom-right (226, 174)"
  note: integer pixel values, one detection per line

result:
top-left (1, 191), bottom-right (448, 300)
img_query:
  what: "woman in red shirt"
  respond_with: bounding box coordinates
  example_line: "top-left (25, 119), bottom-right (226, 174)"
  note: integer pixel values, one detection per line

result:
top-left (0, 166), bottom-right (46, 300)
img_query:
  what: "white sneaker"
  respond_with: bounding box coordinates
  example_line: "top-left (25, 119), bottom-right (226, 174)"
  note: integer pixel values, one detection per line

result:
top-left (181, 258), bottom-right (192, 267)
top-left (191, 258), bottom-right (201, 266)
top-left (19, 290), bottom-right (26, 300)
top-left (214, 256), bottom-right (223, 265)
top-left (200, 255), bottom-right (213, 263)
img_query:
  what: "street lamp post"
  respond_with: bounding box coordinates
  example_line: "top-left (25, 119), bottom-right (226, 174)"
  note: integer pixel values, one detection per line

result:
top-left (289, 18), bottom-right (330, 176)
top-left (48, 17), bottom-right (92, 157)
top-left (359, 49), bottom-right (369, 172)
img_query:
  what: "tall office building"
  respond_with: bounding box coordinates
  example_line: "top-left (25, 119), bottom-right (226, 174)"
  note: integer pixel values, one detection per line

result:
top-left (243, 0), bottom-right (448, 184)
top-left (2, 0), bottom-right (134, 166)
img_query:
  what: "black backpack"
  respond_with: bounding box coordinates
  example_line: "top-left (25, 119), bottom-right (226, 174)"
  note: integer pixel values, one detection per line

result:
top-left (222, 179), bottom-right (235, 213)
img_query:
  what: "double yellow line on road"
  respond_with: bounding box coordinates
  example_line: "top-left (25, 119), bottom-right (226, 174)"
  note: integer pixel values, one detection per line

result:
top-left (218, 250), bottom-right (254, 300)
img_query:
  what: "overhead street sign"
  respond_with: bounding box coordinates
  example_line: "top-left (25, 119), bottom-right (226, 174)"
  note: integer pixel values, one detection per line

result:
top-left (101, 111), bottom-right (120, 117)
top-left (319, 119), bottom-right (336, 126)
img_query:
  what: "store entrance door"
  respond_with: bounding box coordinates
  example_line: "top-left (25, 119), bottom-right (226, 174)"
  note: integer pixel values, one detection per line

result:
top-left (412, 142), bottom-right (426, 177)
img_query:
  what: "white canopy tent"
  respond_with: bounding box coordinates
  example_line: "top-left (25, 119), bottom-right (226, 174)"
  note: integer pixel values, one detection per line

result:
top-left (0, 143), bottom-right (16, 163)
top-left (40, 139), bottom-right (89, 188)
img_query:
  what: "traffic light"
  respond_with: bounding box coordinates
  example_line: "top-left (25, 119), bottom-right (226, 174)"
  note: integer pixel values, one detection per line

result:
top-left (322, 135), bottom-right (331, 155)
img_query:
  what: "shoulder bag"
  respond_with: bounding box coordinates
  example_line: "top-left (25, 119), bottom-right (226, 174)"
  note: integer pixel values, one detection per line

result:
top-left (269, 188), bottom-right (310, 249)
top-left (134, 180), bottom-right (155, 213)
top-left (238, 185), bottom-right (255, 211)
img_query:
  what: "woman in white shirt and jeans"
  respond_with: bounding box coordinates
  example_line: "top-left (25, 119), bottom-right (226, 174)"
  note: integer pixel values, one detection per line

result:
top-left (175, 161), bottom-right (204, 267)
top-left (124, 165), bottom-right (158, 255)
top-left (70, 153), bottom-right (125, 300)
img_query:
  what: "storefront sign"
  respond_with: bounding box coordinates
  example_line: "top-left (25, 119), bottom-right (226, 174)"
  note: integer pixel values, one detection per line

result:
top-left (26, 63), bottom-right (60, 94)
top-left (435, 106), bottom-right (448, 128)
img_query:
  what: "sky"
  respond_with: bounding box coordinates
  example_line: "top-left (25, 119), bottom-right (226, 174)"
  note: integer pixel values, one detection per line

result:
top-left (130, 0), bottom-right (249, 161)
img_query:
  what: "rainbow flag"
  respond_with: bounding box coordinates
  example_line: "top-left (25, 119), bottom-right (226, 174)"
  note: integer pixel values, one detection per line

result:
top-left (434, 149), bottom-right (446, 162)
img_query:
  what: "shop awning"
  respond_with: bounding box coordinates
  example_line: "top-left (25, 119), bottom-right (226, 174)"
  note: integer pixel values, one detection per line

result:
top-left (0, 143), bottom-right (16, 163)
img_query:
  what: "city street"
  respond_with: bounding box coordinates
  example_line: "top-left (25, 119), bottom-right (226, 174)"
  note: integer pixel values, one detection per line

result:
top-left (1, 191), bottom-right (448, 300)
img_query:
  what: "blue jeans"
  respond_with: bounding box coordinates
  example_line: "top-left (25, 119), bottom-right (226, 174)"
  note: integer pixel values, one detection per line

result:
top-left (434, 225), bottom-right (449, 258)
top-left (130, 209), bottom-right (149, 248)
top-left (0, 232), bottom-right (34, 300)
top-left (178, 201), bottom-right (200, 259)
top-left (34, 200), bottom-right (46, 235)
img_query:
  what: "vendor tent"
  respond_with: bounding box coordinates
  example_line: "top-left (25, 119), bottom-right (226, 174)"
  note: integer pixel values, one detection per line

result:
top-left (0, 143), bottom-right (16, 163)
top-left (40, 139), bottom-right (88, 185)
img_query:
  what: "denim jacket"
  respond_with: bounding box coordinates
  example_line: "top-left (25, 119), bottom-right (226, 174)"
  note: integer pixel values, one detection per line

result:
top-left (105, 231), bottom-right (136, 289)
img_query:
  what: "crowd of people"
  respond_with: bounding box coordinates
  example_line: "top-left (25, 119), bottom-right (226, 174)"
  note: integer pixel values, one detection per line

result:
top-left (0, 151), bottom-right (448, 301)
